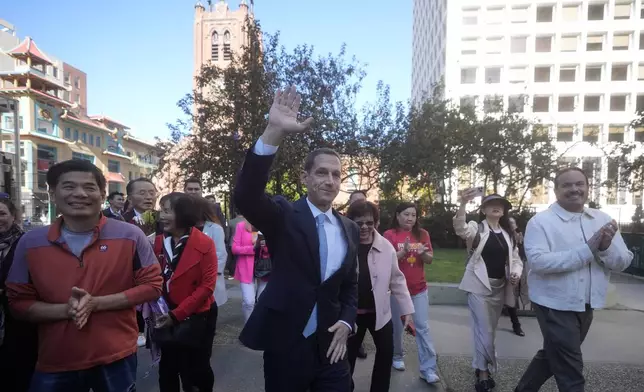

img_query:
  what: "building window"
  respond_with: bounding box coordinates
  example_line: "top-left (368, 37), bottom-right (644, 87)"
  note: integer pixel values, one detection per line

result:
top-left (52, 66), bottom-right (58, 78)
top-left (72, 152), bottom-right (94, 162)
top-left (510, 37), bottom-right (527, 53)
top-left (535, 36), bottom-right (552, 52)
top-left (614, 2), bottom-right (632, 20)
top-left (73, 129), bottom-right (79, 141)
top-left (74, 76), bottom-right (80, 89)
top-left (586, 34), bottom-right (604, 51)
top-left (37, 145), bottom-right (57, 189)
top-left (637, 94), bottom-right (644, 112)
top-left (82, 132), bottom-right (87, 143)
top-left (485, 67), bottom-right (501, 83)
top-left (461, 67), bottom-right (477, 84)
top-left (223, 31), bottom-right (232, 61)
top-left (608, 125), bottom-right (625, 142)
top-left (562, 4), bottom-right (579, 21)
top-left (96, 136), bottom-right (101, 148)
top-left (508, 95), bottom-right (525, 113)
top-left (533, 96), bottom-right (550, 112)
top-left (610, 95), bottom-right (627, 111)
top-left (588, 3), bottom-right (605, 20)
top-left (89, 134), bottom-right (94, 146)
top-left (508, 67), bottom-right (527, 83)
top-left (634, 127), bottom-right (644, 142)
top-left (459, 96), bottom-right (477, 109)
top-left (638, 63), bottom-right (644, 80)
top-left (64, 127), bottom-right (71, 139)
top-left (108, 160), bottom-right (120, 173)
top-left (483, 96), bottom-right (502, 113)
top-left (584, 95), bottom-right (601, 111)
top-left (558, 96), bottom-right (575, 111)
top-left (128, 171), bottom-right (133, 181)
top-left (536, 5), bottom-right (554, 22)
top-left (486, 37), bottom-right (503, 54)
top-left (583, 125), bottom-right (600, 142)
top-left (557, 126), bottom-right (575, 142)
top-left (560, 35), bottom-right (578, 52)
top-left (486, 7), bottom-right (504, 25)
top-left (211, 31), bottom-right (219, 61)
top-left (640, 32), bottom-right (644, 49)
top-left (560, 66), bottom-right (577, 82)
top-left (462, 8), bottom-right (478, 25)
top-left (510, 6), bottom-right (528, 23)
top-left (461, 38), bottom-right (478, 55)
top-left (612, 33), bottom-right (630, 50)
top-left (585, 65), bottom-right (602, 81)
top-left (611, 64), bottom-right (628, 80)
top-left (64, 72), bottom-right (71, 85)
top-left (3, 115), bottom-right (13, 130)
top-left (63, 91), bottom-right (70, 102)
top-left (534, 66), bottom-right (551, 82)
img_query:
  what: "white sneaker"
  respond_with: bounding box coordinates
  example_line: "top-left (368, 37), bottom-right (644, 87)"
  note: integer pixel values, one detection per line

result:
top-left (392, 359), bottom-right (406, 371)
top-left (137, 333), bottom-right (146, 347)
top-left (420, 372), bottom-right (440, 384)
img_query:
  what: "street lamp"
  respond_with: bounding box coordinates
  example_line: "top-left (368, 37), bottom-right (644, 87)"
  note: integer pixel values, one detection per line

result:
top-left (0, 94), bottom-right (22, 204)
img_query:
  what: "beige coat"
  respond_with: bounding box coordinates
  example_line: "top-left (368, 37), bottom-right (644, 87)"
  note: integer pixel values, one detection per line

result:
top-left (453, 213), bottom-right (523, 306)
top-left (362, 231), bottom-right (415, 330)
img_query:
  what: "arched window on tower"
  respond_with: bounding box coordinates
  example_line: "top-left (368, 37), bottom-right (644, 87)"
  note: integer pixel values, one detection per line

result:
top-left (211, 31), bottom-right (219, 61)
top-left (223, 31), bottom-right (232, 61)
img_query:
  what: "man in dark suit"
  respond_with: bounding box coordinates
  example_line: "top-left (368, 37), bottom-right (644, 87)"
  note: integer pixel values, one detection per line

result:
top-left (102, 191), bottom-right (125, 220)
top-left (234, 86), bottom-right (359, 392)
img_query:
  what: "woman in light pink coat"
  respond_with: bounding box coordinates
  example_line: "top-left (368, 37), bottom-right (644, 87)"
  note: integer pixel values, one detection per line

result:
top-left (346, 201), bottom-right (415, 392)
top-left (232, 221), bottom-right (267, 322)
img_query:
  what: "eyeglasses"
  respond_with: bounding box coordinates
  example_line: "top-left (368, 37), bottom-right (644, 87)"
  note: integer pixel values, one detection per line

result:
top-left (354, 221), bottom-right (374, 227)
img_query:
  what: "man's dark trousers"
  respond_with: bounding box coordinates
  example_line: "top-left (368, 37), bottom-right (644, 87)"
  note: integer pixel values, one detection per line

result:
top-left (263, 334), bottom-right (351, 392)
top-left (515, 303), bottom-right (593, 392)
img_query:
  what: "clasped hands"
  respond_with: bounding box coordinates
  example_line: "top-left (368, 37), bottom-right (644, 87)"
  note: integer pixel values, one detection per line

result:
top-left (67, 287), bottom-right (98, 329)
top-left (586, 219), bottom-right (619, 253)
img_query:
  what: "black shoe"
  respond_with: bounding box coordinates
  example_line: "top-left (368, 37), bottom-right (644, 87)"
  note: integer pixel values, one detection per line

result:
top-left (357, 344), bottom-right (367, 359)
top-left (475, 379), bottom-right (494, 392)
top-left (474, 370), bottom-right (496, 389)
top-left (513, 324), bottom-right (525, 337)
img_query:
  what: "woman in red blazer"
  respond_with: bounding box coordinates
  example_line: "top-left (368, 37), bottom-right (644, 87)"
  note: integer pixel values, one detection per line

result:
top-left (154, 192), bottom-right (218, 392)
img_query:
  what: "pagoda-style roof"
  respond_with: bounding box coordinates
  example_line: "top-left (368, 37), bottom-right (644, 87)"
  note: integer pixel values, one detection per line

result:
top-left (90, 115), bottom-right (130, 130)
top-left (61, 111), bottom-right (115, 134)
top-left (0, 69), bottom-right (68, 92)
top-left (0, 87), bottom-right (71, 108)
top-left (5, 37), bottom-right (53, 67)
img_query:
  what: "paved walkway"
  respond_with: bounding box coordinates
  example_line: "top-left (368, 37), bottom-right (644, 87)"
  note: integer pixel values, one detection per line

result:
top-left (136, 283), bottom-right (644, 392)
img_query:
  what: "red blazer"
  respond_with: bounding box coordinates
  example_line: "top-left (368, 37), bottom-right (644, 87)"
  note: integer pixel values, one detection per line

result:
top-left (154, 229), bottom-right (217, 321)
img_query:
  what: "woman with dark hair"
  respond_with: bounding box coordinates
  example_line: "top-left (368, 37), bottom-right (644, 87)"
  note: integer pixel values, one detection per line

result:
top-left (346, 201), bottom-right (414, 392)
top-left (383, 202), bottom-right (440, 384)
top-left (153, 192), bottom-right (218, 392)
top-left (454, 190), bottom-right (523, 392)
top-left (0, 198), bottom-right (37, 392)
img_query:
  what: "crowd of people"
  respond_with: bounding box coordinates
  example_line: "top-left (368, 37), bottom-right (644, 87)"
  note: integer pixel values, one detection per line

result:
top-left (0, 85), bottom-right (635, 392)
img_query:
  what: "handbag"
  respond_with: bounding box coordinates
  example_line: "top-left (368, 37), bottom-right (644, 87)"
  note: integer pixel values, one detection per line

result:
top-left (151, 310), bottom-right (208, 349)
top-left (254, 254), bottom-right (272, 278)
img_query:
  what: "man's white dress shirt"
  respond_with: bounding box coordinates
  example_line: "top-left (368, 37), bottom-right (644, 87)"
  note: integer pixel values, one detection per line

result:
top-left (524, 203), bottom-right (633, 312)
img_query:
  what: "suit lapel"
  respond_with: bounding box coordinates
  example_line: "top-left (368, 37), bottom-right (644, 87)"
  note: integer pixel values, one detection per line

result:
top-left (293, 198), bottom-right (321, 283)
top-left (170, 232), bottom-right (201, 281)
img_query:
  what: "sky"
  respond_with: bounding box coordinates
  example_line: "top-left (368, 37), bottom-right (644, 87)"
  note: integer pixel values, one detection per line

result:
top-left (3, 0), bottom-right (412, 142)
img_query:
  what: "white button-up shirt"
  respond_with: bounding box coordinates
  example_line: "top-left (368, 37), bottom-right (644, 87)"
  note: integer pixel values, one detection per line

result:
top-left (524, 203), bottom-right (633, 311)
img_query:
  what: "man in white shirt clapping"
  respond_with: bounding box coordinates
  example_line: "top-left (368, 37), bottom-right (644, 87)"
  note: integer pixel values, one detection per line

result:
top-left (514, 168), bottom-right (633, 392)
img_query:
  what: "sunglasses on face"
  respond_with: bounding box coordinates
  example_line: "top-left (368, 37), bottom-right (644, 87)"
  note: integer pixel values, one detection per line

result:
top-left (354, 220), bottom-right (374, 228)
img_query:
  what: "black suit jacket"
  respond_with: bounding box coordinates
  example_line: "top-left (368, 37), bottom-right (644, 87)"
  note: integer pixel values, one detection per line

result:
top-left (102, 207), bottom-right (123, 220)
top-left (234, 148), bottom-right (359, 358)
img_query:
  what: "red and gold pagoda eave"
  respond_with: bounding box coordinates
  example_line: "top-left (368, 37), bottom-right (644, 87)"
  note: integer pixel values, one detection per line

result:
top-left (0, 69), bottom-right (68, 92)
top-left (5, 37), bottom-right (53, 67)
top-left (0, 87), bottom-right (71, 108)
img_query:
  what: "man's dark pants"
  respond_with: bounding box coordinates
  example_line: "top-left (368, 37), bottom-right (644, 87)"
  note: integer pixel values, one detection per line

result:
top-left (29, 353), bottom-right (137, 392)
top-left (515, 303), bottom-right (593, 392)
top-left (264, 333), bottom-right (351, 392)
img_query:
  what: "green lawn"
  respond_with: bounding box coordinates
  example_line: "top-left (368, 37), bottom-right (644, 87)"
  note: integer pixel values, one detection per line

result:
top-left (425, 248), bottom-right (467, 283)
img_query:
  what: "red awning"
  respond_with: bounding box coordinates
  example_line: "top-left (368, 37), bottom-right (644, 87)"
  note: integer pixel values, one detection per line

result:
top-left (106, 172), bottom-right (125, 183)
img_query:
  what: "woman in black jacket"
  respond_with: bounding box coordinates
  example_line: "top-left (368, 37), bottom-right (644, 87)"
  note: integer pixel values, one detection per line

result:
top-left (0, 198), bottom-right (38, 392)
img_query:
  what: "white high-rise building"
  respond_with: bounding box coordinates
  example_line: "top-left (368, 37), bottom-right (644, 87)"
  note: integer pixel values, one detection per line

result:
top-left (413, 0), bottom-right (644, 222)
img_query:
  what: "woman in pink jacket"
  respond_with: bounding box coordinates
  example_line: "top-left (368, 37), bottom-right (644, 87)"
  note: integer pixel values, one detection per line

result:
top-left (232, 220), bottom-right (267, 322)
top-left (346, 201), bottom-right (415, 392)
